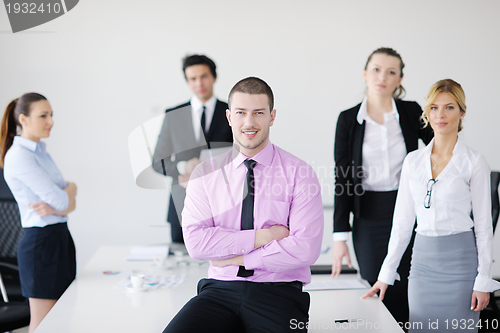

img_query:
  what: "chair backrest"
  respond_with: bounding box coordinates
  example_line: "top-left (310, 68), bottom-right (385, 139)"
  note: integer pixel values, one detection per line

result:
top-left (0, 169), bottom-right (23, 260)
top-left (0, 199), bottom-right (23, 259)
top-left (491, 171), bottom-right (500, 233)
top-left (0, 168), bottom-right (14, 201)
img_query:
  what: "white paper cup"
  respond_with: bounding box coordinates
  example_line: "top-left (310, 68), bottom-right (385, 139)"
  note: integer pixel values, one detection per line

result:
top-left (154, 255), bottom-right (167, 267)
top-left (130, 274), bottom-right (145, 289)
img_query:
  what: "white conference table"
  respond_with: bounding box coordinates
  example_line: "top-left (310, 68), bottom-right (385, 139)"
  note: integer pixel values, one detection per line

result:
top-left (34, 246), bottom-right (403, 332)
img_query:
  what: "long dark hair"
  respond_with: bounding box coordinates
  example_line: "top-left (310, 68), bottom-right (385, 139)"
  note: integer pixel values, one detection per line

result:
top-left (0, 93), bottom-right (47, 167)
top-left (364, 47), bottom-right (406, 99)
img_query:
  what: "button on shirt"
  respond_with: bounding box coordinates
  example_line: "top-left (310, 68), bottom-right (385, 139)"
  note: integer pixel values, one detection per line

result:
top-left (182, 142), bottom-right (324, 284)
top-left (357, 98), bottom-right (407, 191)
top-left (378, 138), bottom-right (500, 292)
top-left (3, 136), bottom-right (69, 228)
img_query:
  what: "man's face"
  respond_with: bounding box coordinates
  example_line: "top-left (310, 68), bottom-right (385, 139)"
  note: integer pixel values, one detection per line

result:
top-left (226, 92), bottom-right (276, 157)
top-left (185, 64), bottom-right (216, 103)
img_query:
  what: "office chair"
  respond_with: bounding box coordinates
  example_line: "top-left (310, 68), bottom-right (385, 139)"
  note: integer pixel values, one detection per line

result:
top-left (479, 171), bottom-right (500, 332)
top-left (492, 171), bottom-right (500, 233)
top-left (0, 169), bottom-right (30, 332)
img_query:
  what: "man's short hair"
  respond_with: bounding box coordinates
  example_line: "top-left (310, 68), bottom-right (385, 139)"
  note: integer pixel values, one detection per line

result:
top-left (182, 54), bottom-right (217, 79)
top-left (228, 77), bottom-right (274, 111)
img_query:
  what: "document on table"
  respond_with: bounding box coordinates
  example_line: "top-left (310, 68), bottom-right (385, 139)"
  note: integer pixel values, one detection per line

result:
top-left (126, 245), bottom-right (169, 261)
top-left (304, 279), bottom-right (368, 291)
top-left (115, 273), bottom-right (186, 289)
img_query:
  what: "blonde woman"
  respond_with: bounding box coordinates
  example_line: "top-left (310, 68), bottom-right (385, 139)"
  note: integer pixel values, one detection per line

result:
top-left (363, 79), bottom-right (500, 332)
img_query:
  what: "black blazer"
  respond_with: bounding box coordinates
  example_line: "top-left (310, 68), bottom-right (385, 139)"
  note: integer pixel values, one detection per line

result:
top-left (333, 100), bottom-right (433, 233)
top-left (152, 99), bottom-right (233, 225)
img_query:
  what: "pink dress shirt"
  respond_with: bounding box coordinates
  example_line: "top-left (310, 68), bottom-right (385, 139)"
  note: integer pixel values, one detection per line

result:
top-left (182, 141), bottom-right (324, 285)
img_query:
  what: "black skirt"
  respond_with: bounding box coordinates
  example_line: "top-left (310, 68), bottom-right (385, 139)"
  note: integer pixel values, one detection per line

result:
top-left (17, 222), bottom-right (76, 299)
top-left (352, 190), bottom-right (415, 323)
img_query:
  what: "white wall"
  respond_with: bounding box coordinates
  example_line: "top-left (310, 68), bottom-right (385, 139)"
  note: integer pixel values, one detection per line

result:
top-left (1, 0), bottom-right (500, 274)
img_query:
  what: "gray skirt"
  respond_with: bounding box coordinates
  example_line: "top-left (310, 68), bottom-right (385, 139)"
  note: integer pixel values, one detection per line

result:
top-left (408, 231), bottom-right (480, 332)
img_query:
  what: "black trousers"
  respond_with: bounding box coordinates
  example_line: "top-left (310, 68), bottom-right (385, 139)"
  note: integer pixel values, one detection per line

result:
top-left (163, 279), bottom-right (310, 333)
top-left (352, 190), bottom-right (414, 324)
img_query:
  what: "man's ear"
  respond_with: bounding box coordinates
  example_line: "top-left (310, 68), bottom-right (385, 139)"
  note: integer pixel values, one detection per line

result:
top-left (269, 109), bottom-right (276, 126)
top-left (226, 109), bottom-right (232, 126)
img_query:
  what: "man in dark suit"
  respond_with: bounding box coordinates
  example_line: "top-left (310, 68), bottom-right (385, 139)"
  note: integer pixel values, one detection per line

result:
top-left (152, 55), bottom-right (233, 243)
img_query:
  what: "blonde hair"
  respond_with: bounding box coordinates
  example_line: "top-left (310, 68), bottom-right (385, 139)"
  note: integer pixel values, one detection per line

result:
top-left (422, 79), bottom-right (466, 132)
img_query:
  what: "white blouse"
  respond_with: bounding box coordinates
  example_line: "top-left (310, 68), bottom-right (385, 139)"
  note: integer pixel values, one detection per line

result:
top-left (378, 137), bottom-right (500, 292)
top-left (4, 136), bottom-right (69, 228)
top-left (358, 97), bottom-right (407, 191)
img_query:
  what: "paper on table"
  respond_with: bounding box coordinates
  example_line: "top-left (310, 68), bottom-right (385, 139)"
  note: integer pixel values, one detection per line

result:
top-left (115, 273), bottom-right (186, 289)
top-left (126, 246), bottom-right (169, 261)
top-left (304, 279), bottom-right (368, 291)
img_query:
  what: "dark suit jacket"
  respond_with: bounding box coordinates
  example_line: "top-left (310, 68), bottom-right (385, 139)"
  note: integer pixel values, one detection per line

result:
top-left (333, 100), bottom-right (433, 234)
top-left (152, 99), bottom-right (233, 227)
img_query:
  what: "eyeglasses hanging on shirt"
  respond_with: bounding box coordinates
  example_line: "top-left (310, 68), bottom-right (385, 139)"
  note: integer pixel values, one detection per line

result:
top-left (424, 179), bottom-right (438, 209)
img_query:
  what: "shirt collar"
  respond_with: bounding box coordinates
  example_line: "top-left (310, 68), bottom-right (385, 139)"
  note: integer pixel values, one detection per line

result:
top-left (13, 136), bottom-right (46, 153)
top-left (356, 97), bottom-right (399, 124)
top-left (231, 141), bottom-right (274, 169)
top-left (190, 94), bottom-right (217, 113)
top-left (422, 136), bottom-right (466, 156)
top-left (453, 136), bottom-right (466, 155)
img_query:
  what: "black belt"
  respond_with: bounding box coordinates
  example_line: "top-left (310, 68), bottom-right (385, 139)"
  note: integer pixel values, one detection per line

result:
top-left (260, 281), bottom-right (302, 290)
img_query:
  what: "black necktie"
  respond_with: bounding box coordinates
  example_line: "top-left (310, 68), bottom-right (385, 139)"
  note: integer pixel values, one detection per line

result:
top-left (200, 105), bottom-right (207, 138)
top-left (237, 159), bottom-right (257, 277)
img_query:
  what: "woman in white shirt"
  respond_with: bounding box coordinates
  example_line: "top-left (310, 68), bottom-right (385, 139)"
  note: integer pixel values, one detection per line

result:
top-left (0, 93), bottom-right (77, 333)
top-left (362, 79), bottom-right (500, 332)
top-left (332, 47), bottom-right (433, 323)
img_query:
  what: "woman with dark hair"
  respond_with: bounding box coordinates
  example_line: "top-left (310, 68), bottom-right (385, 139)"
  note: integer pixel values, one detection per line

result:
top-left (363, 79), bottom-right (500, 332)
top-left (332, 47), bottom-right (433, 323)
top-left (0, 93), bottom-right (77, 333)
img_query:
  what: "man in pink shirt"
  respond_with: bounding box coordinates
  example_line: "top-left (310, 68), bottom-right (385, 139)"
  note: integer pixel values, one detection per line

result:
top-left (162, 77), bottom-right (324, 333)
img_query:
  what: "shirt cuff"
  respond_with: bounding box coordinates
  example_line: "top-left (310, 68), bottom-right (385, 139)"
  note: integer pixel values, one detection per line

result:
top-left (333, 232), bottom-right (349, 242)
top-left (473, 275), bottom-right (500, 293)
top-left (243, 248), bottom-right (263, 271)
top-left (235, 229), bottom-right (256, 256)
top-left (176, 161), bottom-right (187, 175)
top-left (377, 267), bottom-right (400, 286)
